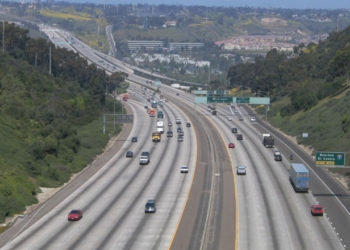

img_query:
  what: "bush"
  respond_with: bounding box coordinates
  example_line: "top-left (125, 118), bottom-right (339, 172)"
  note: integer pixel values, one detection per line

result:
top-left (280, 104), bottom-right (296, 117)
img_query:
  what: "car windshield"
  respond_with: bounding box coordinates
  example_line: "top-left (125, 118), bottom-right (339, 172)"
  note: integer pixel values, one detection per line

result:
top-left (70, 210), bottom-right (80, 214)
top-left (314, 207), bottom-right (322, 211)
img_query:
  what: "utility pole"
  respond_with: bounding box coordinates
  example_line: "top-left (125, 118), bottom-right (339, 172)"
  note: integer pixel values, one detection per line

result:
top-left (35, 53), bottom-right (37, 67)
top-left (2, 21), bottom-right (4, 54)
top-left (49, 47), bottom-right (51, 75)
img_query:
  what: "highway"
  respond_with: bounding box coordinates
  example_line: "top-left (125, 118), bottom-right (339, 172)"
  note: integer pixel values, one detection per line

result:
top-left (0, 25), bottom-right (348, 250)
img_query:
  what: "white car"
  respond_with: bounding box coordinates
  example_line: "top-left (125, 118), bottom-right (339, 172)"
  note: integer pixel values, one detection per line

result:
top-left (181, 166), bottom-right (188, 173)
top-left (250, 117), bottom-right (256, 122)
top-left (228, 117), bottom-right (232, 121)
top-left (237, 165), bottom-right (247, 175)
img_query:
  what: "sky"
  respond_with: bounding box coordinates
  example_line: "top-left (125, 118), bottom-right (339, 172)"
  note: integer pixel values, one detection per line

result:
top-left (75, 0), bottom-right (350, 10)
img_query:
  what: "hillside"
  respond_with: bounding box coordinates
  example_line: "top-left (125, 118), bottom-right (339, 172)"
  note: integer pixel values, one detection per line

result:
top-left (0, 23), bottom-right (127, 225)
top-left (228, 26), bottom-right (350, 188)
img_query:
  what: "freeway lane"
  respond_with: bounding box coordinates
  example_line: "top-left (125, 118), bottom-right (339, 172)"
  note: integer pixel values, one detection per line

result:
top-left (210, 103), bottom-right (345, 250)
top-left (166, 93), bottom-right (236, 250)
top-left (242, 105), bottom-right (350, 249)
top-left (1, 92), bottom-right (197, 249)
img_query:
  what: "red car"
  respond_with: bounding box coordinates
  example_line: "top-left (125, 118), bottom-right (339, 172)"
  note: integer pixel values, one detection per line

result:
top-left (311, 204), bottom-right (324, 216)
top-left (68, 209), bottom-right (83, 221)
top-left (228, 143), bottom-right (235, 148)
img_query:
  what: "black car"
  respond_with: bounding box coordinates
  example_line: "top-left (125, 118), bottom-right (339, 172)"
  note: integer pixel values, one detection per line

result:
top-left (131, 137), bottom-right (138, 142)
top-left (167, 131), bottom-right (173, 137)
top-left (236, 134), bottom-right (243, 140)
top-left (177, 127), bottom-right (182, 132)
top-left (275, 155), bottom-right (283, 161)
top-left (232, 128), bottom-right (238, 133)
top-left (186, 123), bottom-right (191, 127)
top-left (126, 151), bottom-right (133, 158)
top-left (144, 105), bottom-right (148, 109)
top-left (145, 199), bottom-right (156, 213)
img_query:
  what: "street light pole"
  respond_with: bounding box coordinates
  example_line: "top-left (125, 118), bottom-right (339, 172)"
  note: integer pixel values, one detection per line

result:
top-left (114, 102), bottom-right (116, 132)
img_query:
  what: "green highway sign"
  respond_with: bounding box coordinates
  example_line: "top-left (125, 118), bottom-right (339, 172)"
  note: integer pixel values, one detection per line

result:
top-left (207, 96), bottom-right (233, 103)
top-left (236, 97), bottom-right (250, 103)
top-left (315, 151), bottom-right (345, 167)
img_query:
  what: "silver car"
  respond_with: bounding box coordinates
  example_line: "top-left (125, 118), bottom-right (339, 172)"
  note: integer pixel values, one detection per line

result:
top-left (178, 136), bottom-right (184, 142)
top-left (237, 165), bottom-right (247, 175)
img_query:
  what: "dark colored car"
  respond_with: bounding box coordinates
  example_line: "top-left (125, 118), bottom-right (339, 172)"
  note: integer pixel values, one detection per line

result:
top-left (126, 151), bottom-right (133, 158)
top-left (167, 131), bottom-right (173, 137)
top-left (68, 209), bottom-right (83, 221)
top-left (236, 134), bottom-right (243, 140)
top-left (177, 127), bottom-right (182, 132)
top-left (311, 204), bottom-right (324, 216)
top-left (131, 137), bottom-right (137, 142)
top-left (176, 93), bottom-right (179, 96)
top-left (232, 128), bottom-right (238, 133)
top-left (239, 116), bottom-right (244, 121)
top-left (186, 123), bottom-right (191, 127)
top-left (178, 136), bottom-right (184, 142)
top-left (145, 200), bottom-right (156, 213)
top-left (144, 105), bottom-right (148, 109)
top-left (275, 155), bottom-right (282, 161)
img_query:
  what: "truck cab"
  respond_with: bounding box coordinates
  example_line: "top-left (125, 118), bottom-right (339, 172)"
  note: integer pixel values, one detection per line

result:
top-left (152, 132), bottom-right (161, 142)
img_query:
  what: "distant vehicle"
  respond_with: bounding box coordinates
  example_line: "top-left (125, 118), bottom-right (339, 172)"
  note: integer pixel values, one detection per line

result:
top-left (168, 122), bottom-right (172, 126)
top-left (250, 117), bottom-right (256, 122)
top-left (157, 121), bottom-right (164, 133)
top-left (144, 105), bottom-right (148, 109)
top-left (148, 109), bottom-right (156, 117)
top-left (235, 110), bottom-right (238, 113)
top-left (151, 100), bottom-right (157, 108)
top-left (236, 165), bottom-right (246, 175)
top-left (274, 151), bottom-right (282, 161)
top-left (178, 136), bottom-right (184, 142)
top-left (167, 131), bottom-right (173, 137)
top-left (131, 137), bottom-right (138, 142)
top-left (186, 123), bottom-right (191, 127)
top-left (177, 127), bottom-right (182, 132)
top-left (239, 116), bottom-right (244, 121)
top-left (289, 163), bottom-right (309, 192)
top-left (176, 93), bottom-right (179, 96)
top-left (139, 156), bottom-right (149, 165)
top-left (232, 128), bottom-right (238, 133)
top-left (126, 151), bottom-right (133, 158)
top-left (228, 117), bottom-right (232, 121)
top-left (152, 132), bottom-right (161, 142)
top-left (68, 209), bottom-right (83, 221)
top-left (262, 134), bottom-right (274, 148)
top-left (212, 111), bottom-right (217, 115)
top-left (176, 118), bottom-right (181, 124)
top-left (122, 93), bottom-right (129, 101)
top-left (236, 134), bottom-right (243, 140)
top-left (147, 98), bottom-right (151, 102)
top-left (160, 95), bottom-right (164, 99)
top-left (157, 111), bottom-right (163, 119)
top-left (228, 143), bottom-right (235, 148)
top-left (181, 166), bottom-right (189, 173)
top-left (145, 200), bottom-right (156, 213)
top-left (311, 204), bottom-right (324, 216)
top-left (178, 131), bottom-right (184, 136)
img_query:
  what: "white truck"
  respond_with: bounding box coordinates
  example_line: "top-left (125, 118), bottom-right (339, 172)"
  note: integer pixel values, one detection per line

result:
top-left (157, 121), bottom-right (164, 134)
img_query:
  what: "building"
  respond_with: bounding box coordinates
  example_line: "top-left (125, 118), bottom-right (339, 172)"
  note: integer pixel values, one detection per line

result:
top-left (169, 43), bottom-right (204, 51)
top-left (127, 41), bottom-right (163, 52)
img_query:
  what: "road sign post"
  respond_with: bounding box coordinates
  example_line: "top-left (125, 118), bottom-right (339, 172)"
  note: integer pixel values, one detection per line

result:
top-left (315, 151), bottom-right (346, 168)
